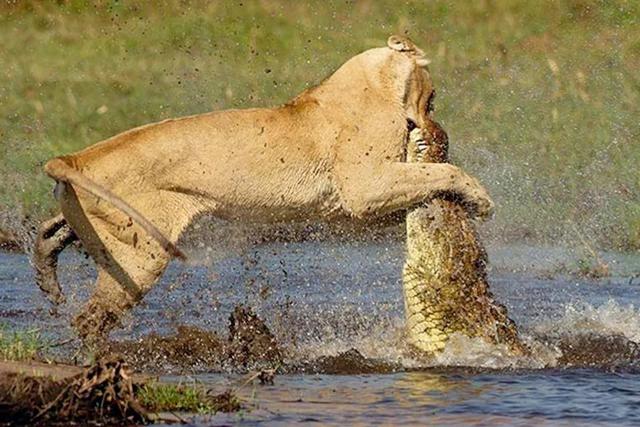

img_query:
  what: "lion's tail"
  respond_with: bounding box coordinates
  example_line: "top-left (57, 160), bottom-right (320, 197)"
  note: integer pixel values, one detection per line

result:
top-left (44, 157), bottom-right (186, 261)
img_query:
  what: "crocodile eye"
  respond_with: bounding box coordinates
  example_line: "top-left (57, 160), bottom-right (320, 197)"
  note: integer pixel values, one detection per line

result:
top-left (406, 118), bottom-right (417, 131)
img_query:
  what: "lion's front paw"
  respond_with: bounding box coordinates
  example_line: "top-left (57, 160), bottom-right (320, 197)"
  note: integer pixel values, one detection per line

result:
top-left (472, 192), bottom-right (495, 220)
top-left (460, 175), bottom-right (494, 220)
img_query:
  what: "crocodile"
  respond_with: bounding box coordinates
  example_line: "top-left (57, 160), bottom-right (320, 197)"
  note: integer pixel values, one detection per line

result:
top-left (403, 121), bottom-right (527, 356)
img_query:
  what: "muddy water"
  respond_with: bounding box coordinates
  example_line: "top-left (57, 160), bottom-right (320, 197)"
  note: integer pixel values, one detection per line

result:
top-left (2, 240), bottom-right (640, 425)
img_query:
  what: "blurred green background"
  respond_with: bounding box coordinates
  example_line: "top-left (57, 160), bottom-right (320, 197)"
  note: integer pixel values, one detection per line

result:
top-left (0, 0), bottom-right (638, 251)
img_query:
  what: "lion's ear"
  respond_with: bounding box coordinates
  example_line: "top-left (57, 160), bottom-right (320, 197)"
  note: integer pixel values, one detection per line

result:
top-left (387, 35), bottom-right (430, 67)
top-left (387, 35), bottom-right (417, 52)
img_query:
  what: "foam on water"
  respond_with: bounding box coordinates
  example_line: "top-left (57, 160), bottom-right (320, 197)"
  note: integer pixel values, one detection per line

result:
top-left (431, 334), bottom-right (554, 369)
top-left (286, 318), bottom-right (424, 369)
top-left (534, 299), bottom-right (640, 342)
top-left (430, 300), bottom-right (640, 370)
top-left (278, 299), bottom-right (640, 371)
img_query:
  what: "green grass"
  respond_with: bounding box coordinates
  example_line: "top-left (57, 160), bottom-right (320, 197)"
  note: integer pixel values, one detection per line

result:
top-left (0, 324), bottom-right (43, 361)
top-left (0, 0), bottom-right (638, 250)
top-left (137, 381), bottom-right (240, 414)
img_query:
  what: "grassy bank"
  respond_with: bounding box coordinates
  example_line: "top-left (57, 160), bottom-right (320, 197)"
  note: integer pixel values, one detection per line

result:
top-left (0, 324), bottom-right (42, 361)
top-left (0, 325), bottom-right (240, 423)
top-left (1, 0), bottom-right (638, 250)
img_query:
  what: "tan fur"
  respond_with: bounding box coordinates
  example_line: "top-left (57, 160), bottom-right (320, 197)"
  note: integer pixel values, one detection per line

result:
top-left (41, 36), bottom-right (493, 341)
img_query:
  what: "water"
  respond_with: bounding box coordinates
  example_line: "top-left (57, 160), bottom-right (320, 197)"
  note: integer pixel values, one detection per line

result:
top-left (187, 370), bottom-right (640, 426)
top-left (1, 240), bottom-right (640, 425)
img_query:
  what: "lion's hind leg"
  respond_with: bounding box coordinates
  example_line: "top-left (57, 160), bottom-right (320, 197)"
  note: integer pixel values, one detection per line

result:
top-left (72, 267), bottom-right (153, 346)
top-left (33, 213), bottom-right (77, 305)
top-left (65, 214), bottom-right (172, 344)
top-left (59, 188), bottom-right (200, 344)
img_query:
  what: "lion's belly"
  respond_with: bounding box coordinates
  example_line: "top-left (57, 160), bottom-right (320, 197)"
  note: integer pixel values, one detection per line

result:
top-left (160, 161), bottom-right (341, 223)
top-left (211, 185), bottom-right (343, 223)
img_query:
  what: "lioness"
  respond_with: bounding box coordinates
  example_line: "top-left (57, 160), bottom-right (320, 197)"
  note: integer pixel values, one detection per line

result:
top-left (34, 35), bottom-right (493, 342)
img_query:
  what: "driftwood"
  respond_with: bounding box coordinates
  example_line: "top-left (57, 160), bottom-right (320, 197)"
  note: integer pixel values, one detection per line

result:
top-left (0, 357), bottom-right (149, 425)
top-left (0, 357), bottom-right (240, 424)
top-left (403, 122), bottom-right (527, 356)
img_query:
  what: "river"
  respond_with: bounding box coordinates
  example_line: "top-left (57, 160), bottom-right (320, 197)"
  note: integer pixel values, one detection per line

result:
top-left (1, 240), bottom-right (639, 425)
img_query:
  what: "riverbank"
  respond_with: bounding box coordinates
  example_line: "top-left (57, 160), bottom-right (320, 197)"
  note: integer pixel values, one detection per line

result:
top-left (0, 358), bottom-right (240, 425)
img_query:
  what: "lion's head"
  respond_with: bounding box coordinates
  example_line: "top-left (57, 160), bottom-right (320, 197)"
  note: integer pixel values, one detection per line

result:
top-left (308, 35), bottom-right (447, 163)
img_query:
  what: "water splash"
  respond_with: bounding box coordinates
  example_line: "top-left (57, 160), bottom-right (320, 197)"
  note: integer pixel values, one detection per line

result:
top-left (272, 299), bottom-right (640, 372)
top-left (535, 299), bottom-right (640, 342)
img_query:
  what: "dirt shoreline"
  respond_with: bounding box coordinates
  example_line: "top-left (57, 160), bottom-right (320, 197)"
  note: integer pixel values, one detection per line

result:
top-left (0, 357), bottom-right (240, 426)
top-left (1, 358), bottom-right (156, 425)
top-left (0, 306), bottom-right (275, 426)
top-left (0, 305), bottom-right (400, 425)
top-left (4, 321), bottom-right (640, 424)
